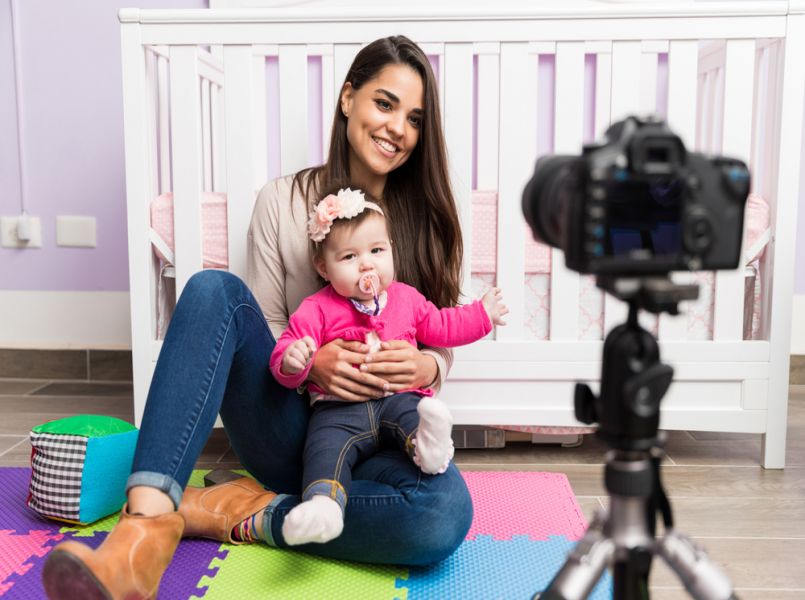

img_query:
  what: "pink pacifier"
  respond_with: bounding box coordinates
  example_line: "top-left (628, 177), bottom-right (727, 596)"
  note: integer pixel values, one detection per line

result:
top-left (359, 273), bottom-right (379, 296)
top-left (359, 273), bottom-right (381, 315)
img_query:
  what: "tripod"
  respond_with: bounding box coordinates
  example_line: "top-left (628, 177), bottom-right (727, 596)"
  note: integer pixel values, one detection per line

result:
top-left (535, 277), bottom-right (738, 600)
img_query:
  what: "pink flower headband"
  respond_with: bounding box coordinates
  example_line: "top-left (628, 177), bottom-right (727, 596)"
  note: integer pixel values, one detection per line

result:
top-left (307, 188), bottom-right (384, 243)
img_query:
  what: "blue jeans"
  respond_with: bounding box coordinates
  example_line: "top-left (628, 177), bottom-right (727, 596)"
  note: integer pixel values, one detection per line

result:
top-left (302, 394), bottom-right (423, 512)
top-left (126, 270), bottom-right (472, 565)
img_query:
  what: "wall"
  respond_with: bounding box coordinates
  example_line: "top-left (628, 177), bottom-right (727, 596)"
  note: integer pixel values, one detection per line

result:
top-left (0, 0), bottom-right (205, 347)
top-left (1, 0), bottom-right (804, 350)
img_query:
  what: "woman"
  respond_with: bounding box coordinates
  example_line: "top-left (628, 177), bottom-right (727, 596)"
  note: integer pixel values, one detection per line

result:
top-left (42, 35), bottom-right (471, 600)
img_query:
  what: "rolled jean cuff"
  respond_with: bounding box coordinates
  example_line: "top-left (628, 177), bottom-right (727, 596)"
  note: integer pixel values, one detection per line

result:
top-left (126, 471), bottom-right (184, 511)
top-left (303, 479), bottom-right (347, 513)
top-left (262, 493), bottom-right (291, 547)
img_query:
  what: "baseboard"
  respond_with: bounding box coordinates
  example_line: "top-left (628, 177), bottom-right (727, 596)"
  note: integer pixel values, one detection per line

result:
top-left (0, 348), bottom-right (132, 381)
top-left (0, 291), bottom-right (131, 349)
top-left (791, 355), bottom-right (805, 385)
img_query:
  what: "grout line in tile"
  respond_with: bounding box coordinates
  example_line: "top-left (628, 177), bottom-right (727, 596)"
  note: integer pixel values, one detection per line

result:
top-left (0, 437), bottom-right (29, 458)
top-left (26, 381), bottom-right (55, 395)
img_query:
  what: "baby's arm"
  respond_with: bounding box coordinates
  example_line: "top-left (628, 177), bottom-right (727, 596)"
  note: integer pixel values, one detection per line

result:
top-left (269, 299), bottom-right (325, 389)
top-left (281, 336), bottom-right (317, 375)
top-left (481, 287), bottom-right (508, 326)
top-left (411, 286), bottom-right (508, 348)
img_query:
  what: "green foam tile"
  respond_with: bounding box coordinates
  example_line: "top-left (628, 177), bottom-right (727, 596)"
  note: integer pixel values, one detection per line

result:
top-left (196, 543), bottom-right (408, 600)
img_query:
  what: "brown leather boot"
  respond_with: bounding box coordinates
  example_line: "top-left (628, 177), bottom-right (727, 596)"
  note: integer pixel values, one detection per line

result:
top-left (179, 477), bottom-right (277, 544)
top-left (41, 506), bottom-right (184, 600)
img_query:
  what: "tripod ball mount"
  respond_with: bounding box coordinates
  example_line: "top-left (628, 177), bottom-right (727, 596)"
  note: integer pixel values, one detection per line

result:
top-left (534, 277), bottom-right (738, 600)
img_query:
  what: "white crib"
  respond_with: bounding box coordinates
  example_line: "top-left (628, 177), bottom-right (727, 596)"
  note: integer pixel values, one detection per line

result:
top-left (119, 1), bottom-right (805, 468)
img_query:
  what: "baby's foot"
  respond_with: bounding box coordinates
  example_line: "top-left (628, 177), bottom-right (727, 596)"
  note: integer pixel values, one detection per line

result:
top-left (282, 495), bottom-right (344, 545)
top-left (413, 396), bottom-right (455, 474)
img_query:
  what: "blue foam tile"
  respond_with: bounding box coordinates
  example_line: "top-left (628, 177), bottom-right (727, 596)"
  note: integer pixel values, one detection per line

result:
top-left (396, 535), bottom-right (612, 600)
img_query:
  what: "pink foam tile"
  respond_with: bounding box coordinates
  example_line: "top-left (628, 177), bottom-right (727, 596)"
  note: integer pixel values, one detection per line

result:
top-left (0, 529), bottom-right (64, 594)
top-left (462, 471), bottom-right (588, 542)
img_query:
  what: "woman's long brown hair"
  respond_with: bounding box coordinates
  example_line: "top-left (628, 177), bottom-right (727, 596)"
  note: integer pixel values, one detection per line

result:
top-left (292, 36), bottom-right (463, 308)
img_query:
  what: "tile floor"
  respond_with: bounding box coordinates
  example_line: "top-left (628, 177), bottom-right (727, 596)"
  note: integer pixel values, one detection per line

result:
top-left (1, 377), bottom-right (803, 599)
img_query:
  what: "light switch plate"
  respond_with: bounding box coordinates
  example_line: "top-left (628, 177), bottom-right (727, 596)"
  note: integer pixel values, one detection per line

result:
top-left (1, 216), bottom-right (42, 248)
top-left (56, 216), bottom-right (96, 248)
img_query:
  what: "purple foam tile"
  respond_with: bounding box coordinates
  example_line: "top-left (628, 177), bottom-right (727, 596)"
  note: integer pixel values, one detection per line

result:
top-left (0, 468), bottom-right (63, 535)
top-left (158, 541), bottom-right (228, 600)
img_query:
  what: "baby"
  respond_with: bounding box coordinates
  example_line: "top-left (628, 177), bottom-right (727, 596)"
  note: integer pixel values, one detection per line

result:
top-left (269, 187), bottom-right (507, 546)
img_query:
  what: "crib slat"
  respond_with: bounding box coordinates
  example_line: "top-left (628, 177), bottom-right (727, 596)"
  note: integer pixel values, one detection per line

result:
top-left (211, 83), bottom-right (226, 192)
top-left (496, 43), bottom-right (534, 340)
top-left (278, 45), bottom-right (308, 175)
top-left (201, 78), bottom-right (213, 191)
top-left (321, 48), bottom-right (334, 160)
top-left (223, 45), bottom-right (256, 279)
top-left (551, 42), bottom-right (585, 340)
top-left (476, 48), bottom-right (500, 191)
top-left (639, 43), bottom-right (659, 114)
top-left (659, 40), bottom-right (699, 340)
top-left (333, 44), bottom-right (359, 116)
top-left (714, 39), bottom-right (755, 341)
top-left (251, 55), bottom-right (268, 191)
top-left (443, 43), bottom-right (474, 304)
top-left (145, 51), bottom-right (160, 199)
top-left (610, 41), bottom-right (642, 123)
top-left (169, 46), bottom-right (204, 296)
top-left (157, 55), bottom-right (171, 194)
top-left (594, 43), bottom-right (612, 139)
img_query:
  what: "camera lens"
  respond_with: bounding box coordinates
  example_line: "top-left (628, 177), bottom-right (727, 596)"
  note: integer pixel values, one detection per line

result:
top-left (522, 155), bottom-right (579, 250)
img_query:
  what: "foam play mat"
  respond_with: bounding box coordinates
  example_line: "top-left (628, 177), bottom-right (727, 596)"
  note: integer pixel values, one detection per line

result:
top-left (0, 468), bottom-right (612, 598)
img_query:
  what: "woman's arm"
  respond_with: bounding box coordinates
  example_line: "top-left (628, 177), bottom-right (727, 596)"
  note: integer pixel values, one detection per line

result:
top-left (246, 180), bottom-right (291, 338)
top-left (360, 343), bottom-right (453, 394)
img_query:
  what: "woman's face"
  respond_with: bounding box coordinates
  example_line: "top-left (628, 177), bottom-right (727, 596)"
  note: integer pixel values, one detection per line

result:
top-left (341, 64), bottom-right (424, 198)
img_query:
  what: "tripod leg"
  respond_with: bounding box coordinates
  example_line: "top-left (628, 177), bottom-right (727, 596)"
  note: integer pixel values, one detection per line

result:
top-left (534, 513), bottom-right (614, 600)
top-left (658, 530), bottom-right (739, 600)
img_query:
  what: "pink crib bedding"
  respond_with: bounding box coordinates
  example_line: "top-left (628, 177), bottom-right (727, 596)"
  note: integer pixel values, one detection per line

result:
top-left (149, 190), bottom-right (769, 342)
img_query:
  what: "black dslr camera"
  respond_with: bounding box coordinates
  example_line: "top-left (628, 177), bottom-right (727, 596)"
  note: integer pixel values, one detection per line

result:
top-left (522, 115), bottom-right (750, 276)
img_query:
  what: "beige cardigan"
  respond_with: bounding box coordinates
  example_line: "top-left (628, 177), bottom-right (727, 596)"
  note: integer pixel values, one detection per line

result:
top-left (245, 174), bottom-right (452, 391)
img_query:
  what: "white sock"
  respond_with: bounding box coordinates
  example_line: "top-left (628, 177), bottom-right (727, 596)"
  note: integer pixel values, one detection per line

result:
top-left (282, 495), bottom-right (344, 545)
top-left (413, 396), bottom-right (455, 474)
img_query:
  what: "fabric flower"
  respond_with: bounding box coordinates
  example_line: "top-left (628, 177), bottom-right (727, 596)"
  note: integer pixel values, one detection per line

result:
top-left (307, 187), bottom-right (381, 242)
top-left (337, 188), bottom-right (365, 219)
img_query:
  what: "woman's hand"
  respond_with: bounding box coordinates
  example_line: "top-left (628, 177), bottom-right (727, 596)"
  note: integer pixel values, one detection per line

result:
top-left (359, 340), bottom-right (438, 393)
top-left (308, 339), bottom-right (390, 402)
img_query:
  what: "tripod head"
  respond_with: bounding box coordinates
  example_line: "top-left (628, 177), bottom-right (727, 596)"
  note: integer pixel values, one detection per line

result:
top-left (574, 276), bottom-right (699, 451)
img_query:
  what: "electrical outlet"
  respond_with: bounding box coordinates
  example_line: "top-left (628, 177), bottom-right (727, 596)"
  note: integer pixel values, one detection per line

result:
top-left (56, 216), bottom-right (96, 248)
top-left (1, 216), bottom-right (42, 248)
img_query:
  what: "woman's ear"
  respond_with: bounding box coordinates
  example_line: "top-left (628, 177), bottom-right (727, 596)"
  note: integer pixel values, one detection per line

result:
top-left (340, 82), bottom-right (354, 118)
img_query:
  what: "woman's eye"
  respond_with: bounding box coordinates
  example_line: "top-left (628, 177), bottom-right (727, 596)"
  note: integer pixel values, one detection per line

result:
top-left (375, 99), bottom-right (391, 110)
top-left (408, 116), bottom-right (422, 128)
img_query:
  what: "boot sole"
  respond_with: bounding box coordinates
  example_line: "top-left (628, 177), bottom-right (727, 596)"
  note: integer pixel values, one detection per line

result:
top-left (42, 549), bottom-right (112, 600)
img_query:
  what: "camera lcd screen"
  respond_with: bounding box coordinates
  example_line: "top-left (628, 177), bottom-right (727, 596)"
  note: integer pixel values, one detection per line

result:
top-left (604, 178), bottom-right (683, 259)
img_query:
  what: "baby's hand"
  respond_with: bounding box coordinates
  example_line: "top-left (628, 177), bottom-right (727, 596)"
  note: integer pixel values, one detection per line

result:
top-left (481, 287), bottom-right (508, 326)
top-left (281, 336), bottom-right (317, 375)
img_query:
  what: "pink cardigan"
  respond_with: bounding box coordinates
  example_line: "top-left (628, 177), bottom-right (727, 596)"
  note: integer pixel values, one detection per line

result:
top-left (270, 281), bottom-right (492, 396)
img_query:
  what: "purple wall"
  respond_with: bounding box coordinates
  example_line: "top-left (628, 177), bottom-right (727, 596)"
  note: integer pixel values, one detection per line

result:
top-left (2, 3), bottom-right (804, 293)
top-left (0, 0), bottom-right (206, 292)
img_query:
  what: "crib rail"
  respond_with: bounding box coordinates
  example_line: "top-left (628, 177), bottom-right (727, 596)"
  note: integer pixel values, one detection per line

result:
top-left (120, 2), bottom-right (805, 467)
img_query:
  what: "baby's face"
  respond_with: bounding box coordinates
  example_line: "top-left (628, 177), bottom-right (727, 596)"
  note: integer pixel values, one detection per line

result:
top-left (316, 212), bottom-right (394, 301)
